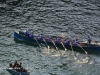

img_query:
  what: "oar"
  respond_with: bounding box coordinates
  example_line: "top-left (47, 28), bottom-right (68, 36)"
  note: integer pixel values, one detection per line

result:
top-left (19, 73), bottom-right (21, 75)
top-left (60, 33), bottom-right (68, 51)
top-left (70, 43), bottom-right (77, 60)
top-left (52, 39), bottom-right (62, 58)
top-left (43, 38), bottom-right (50, 49)
top-left (42, 32), bottom-right (50, 49)
top-left (78, 44), bottom-right (90, 57)
top-left (34, 37), bottom-right (42, 48)
top-left (61, 42), bottom-right (67, 51)
top-left (51, 40), bottom-right (58, 50)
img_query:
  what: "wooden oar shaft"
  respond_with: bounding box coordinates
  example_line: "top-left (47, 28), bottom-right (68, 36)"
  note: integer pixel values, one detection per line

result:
top-left (43, 38), bottom-right (50, 48)
top-left (70, 44), bottom-right (75, 55)
top-left (70, 43), bottom-right (77, 60)
top-left (61, 42), bottom-right (67, 51)
top-left (34, 37), bottom-right (41, 47)
top-left (78, 44), bottom-right (90, 57)
top-left (52, 40), bottom-right (58, 50)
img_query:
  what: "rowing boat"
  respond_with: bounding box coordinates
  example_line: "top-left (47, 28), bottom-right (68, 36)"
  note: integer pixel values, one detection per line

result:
top-left (14, 31), bottom-right (100, 52)
top-left (6, 68), bottom-right (30, 75)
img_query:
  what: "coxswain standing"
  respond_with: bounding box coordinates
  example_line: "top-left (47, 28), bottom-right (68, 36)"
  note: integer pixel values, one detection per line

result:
top-left (87, 36), bottom-right (92, 47)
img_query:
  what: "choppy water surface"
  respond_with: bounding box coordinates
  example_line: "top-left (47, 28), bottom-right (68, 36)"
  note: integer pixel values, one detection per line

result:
top-left (0, 0), bottom-right (100, 75)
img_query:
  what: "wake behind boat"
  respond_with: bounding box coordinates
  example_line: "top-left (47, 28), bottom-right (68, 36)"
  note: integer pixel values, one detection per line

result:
top-left (14, 31), bottom-right (100, 52)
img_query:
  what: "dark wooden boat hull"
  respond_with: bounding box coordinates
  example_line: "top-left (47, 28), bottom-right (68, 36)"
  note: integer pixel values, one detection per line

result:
top-left (14, 32), bottom-right (100, 52)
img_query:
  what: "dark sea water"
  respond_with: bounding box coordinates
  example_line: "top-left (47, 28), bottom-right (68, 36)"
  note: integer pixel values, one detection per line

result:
top-left (0, 0), bottom-right (100, 75)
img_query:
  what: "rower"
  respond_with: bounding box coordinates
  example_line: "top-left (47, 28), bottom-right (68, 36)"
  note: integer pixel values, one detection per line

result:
top-left (46, 35), bottom-right (52, 42)
top-left (73, 39), bottom-right (80, 46)
top-left (38, 34), bottom-right (44, 41)
top-left (56, 36), bottom-right (62, 44)
top-left (24, 29), bottom-right (29, 37)
top-left (18, 62), bottom-right (22, 68)
top-left (13, 61), bottom-right (19, 69)
top-left (65, 38), bottom-right (70, 45)
top-left (87, 36), bottom-right (92, 47)
top-left (9, 62), bottom-right (13, 68)
top-left (29, 32), bottom-right (35, 39)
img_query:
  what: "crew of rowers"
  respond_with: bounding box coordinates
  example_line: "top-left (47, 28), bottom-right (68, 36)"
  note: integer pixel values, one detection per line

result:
top-left (23, 30), bottom-right (92, 47)
top-left (9, 61), bottom-right (27, 73)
